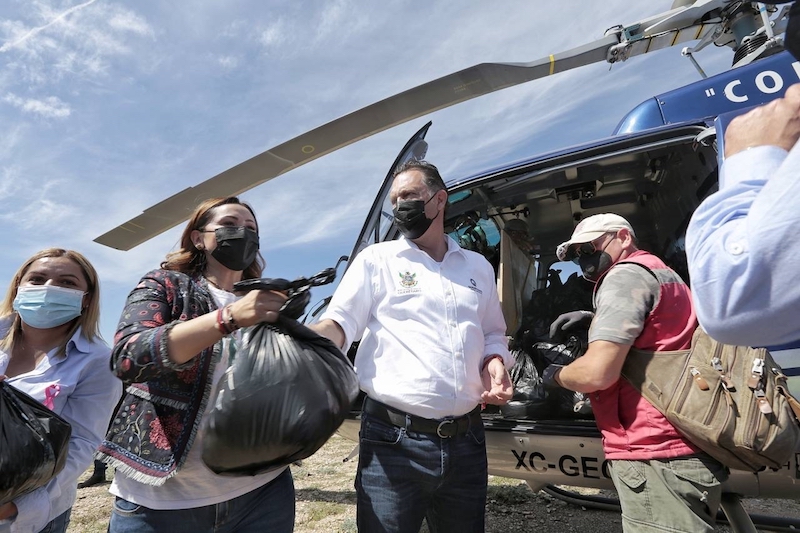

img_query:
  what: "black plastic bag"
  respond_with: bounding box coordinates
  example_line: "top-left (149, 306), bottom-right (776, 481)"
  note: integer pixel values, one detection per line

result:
top-left (0, 381), bottom-right (71, 505)
top-left (529, 339), bottom-right (585, 368)
top-left (529, 340), bottom-right (594, 419)
top-left (511, 271), bottom-right (593, 349)
top-left (500, 350), bottom-right (551, 419)
top-left (201, 272), bottom-right (360, 476)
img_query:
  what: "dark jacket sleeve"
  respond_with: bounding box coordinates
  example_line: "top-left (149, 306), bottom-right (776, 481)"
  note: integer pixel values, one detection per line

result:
top-left (110, 269), bottom-right (214, 384)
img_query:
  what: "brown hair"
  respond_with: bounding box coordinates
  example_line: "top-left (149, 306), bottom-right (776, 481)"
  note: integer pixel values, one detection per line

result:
top-left (0, 248), bottom-right (102, 355)
top-left (161, 197), bottom-right (265, 280)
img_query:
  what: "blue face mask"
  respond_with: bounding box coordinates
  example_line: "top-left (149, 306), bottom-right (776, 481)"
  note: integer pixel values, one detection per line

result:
top-left (13, 285), bottom-right (85, 329)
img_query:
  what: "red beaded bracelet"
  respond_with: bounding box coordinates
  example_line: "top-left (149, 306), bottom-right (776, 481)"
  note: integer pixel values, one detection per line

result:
top-left (216, 307), bottom-right (232, 335)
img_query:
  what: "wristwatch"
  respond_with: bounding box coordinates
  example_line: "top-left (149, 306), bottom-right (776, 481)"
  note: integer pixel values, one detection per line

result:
top-left (541, 365), bottom-right (565, 389)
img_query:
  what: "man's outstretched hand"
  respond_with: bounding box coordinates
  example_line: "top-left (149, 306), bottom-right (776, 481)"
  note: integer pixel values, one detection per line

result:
top-left (481, 357), bottom-right (513, 405)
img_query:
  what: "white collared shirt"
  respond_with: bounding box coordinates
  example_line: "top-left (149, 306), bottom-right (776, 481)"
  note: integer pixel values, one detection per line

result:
top-left (320, 235), bottom-right (511, 419)
top-left (0, 321), bottom-right (121, 533)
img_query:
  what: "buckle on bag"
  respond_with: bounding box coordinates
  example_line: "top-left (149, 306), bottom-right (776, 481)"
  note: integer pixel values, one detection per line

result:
top-left (437, 419), bottom-right (455, 438)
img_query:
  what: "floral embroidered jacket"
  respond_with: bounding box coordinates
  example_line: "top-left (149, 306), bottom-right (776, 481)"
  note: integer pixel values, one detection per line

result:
top-left (96, 269), bottom-right (220, 486)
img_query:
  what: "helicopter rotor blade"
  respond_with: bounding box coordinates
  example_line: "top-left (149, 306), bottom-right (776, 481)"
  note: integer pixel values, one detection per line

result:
top-left (94, 2), bottom-right (731, 251)
top-left (95, 35), bottom-right (621, 251)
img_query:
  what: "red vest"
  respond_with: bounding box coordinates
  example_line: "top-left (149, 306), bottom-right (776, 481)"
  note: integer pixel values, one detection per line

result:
top-left (592, 250), bottom-right (700, 460)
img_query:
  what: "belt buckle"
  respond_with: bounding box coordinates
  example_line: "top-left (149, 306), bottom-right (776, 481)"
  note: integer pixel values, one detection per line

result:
top-left (436, 419), bottom-right (455, 438)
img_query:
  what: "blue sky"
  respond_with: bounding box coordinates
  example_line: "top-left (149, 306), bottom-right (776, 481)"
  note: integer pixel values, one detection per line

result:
top-left (0, 1), bottom-right (734, 341)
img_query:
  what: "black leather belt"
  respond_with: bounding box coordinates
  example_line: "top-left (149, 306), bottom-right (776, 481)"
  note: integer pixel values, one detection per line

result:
top-left (363, 397), bottom-right (482, 438)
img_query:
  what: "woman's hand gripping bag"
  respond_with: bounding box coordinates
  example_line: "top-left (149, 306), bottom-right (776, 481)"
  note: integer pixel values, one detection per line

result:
top-left (0, 381), bottom-right (71, 505)
top-left (201, 274), bottom-right (360, 476)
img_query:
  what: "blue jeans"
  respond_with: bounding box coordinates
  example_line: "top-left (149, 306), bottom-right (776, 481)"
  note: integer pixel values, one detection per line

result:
top-left (356, 412), bottom-right (488, 533)
top-left (108, 467), bottom-right (294, 533)
top-left (39, 508), bottom-right (71, 533)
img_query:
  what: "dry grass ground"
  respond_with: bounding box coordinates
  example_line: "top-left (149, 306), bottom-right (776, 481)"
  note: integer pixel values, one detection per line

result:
top-left (70, 434), bottom-right (800, 533)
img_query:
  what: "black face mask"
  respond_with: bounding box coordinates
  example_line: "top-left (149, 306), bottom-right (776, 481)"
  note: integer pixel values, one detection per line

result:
top-left (577, 239), bottom-right (615, 282)
top-left (210, 226), bottom-right (260, 271)
top-left (578, 251), bottom-right (615, 282)
top-left (393, 196), bottom-right (437, 240)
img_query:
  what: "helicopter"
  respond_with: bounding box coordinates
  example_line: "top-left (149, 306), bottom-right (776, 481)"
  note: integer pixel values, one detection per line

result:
top-left (95, 1), bottom-right (800, 531)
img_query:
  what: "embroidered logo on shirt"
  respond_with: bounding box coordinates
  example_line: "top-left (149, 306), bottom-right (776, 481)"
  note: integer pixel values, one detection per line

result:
top-left (468, 278), bottom-right (483, 295)
top-left (399, 271), bottom-right (418, 288)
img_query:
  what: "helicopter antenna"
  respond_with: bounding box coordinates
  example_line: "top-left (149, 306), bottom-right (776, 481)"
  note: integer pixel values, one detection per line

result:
top-left (682, 46), bottom-right (710, 78)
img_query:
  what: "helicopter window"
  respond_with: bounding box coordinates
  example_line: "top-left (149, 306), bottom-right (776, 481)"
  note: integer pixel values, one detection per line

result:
top-left (448, 214), bottom-right (500, 266)
top-left (377, 194), bottom-right (396, 243)
top-left (548, 261), bottom-right (582, 285)
top-left (447, 190), bottom-right (472, 204)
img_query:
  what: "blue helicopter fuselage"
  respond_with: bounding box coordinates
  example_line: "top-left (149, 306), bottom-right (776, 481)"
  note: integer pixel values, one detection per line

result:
top-left (616, 50), bottom-right (800, 134)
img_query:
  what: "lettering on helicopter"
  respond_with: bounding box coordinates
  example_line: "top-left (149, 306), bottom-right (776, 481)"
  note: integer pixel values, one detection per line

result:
top-left (513, 449), bottom-right (798, 478)
top-left (511, 449), bottom-right (612, 480)
top-left (712, 61), bottom-right (800, 103)
top-left (648, 52), bottom-right (800, 128)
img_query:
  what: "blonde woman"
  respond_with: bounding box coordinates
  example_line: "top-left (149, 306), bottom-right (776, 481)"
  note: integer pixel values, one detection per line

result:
top-left (0, 249), bottom-right (121, 533)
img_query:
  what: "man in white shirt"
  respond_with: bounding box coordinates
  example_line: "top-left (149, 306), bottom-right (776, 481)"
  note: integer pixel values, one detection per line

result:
top-left (312, 160), bottom-right (513, 533)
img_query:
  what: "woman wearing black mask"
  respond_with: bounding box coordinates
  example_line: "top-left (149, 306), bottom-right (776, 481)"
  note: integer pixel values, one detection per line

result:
top-left (97, 197), bottom-right (294, 533)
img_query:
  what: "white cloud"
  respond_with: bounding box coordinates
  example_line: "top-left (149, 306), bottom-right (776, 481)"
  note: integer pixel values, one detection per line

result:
top-left (0, 166), bottom-right (23, 198)
top-left (108, 11), bottom-right (153, 37)
top-left (0, 0), bottom-right (99, 53)
top-left (0, 2), bottom-right (155, 87)
top-left (0, 125), bottom-right (24, 160)
top-left (0, 189), bottom-right (77, 228)
top-left (259, 19), bottom-right (286, 49)
top-left (217, 55), bottom-right (239, 69)
top-left (315, 0), bottom-right (348, 42)
top-left (220, 19), bottom-right (248, 39)
top-left (3, 92), bottom-right (70, 118)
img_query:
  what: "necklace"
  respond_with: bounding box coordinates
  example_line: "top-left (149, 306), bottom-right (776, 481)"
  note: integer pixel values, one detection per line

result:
top-left (204, 277), bottom-right (231, 292)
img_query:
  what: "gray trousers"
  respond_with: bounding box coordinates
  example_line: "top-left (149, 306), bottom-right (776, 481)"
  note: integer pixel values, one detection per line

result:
top-left (609, 454), bottom-right (728, 533)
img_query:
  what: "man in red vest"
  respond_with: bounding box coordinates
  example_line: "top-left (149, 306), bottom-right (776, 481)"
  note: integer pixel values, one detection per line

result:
top-left (544, 213), bottom-right (727, 533)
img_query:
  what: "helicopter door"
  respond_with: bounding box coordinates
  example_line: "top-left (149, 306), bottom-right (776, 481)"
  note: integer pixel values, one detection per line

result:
top-left (343, 121), bottom-right (431, 270)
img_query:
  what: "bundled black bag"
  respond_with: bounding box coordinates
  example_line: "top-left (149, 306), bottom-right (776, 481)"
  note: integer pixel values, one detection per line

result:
top-left (0, 381), bottom-right (71, 505)
top-left (500, 350), bottom-right (550, 419)
top-left (530, 339), bottom-right (585, 368)
top-left (498, 339), bottom-right (593, 421)
top-left (530, 339), bottom-right (593, 419)
top-left (201, 270), bottom-right (360, 475)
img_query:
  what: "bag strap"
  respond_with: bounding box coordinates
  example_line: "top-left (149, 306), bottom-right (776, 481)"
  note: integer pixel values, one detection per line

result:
top-left (614, 261), bottom-right (685, 406)
top-left (615, 260), bottom-right (658, 281)
top-left (593, 260), bottom-right (658, 309)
